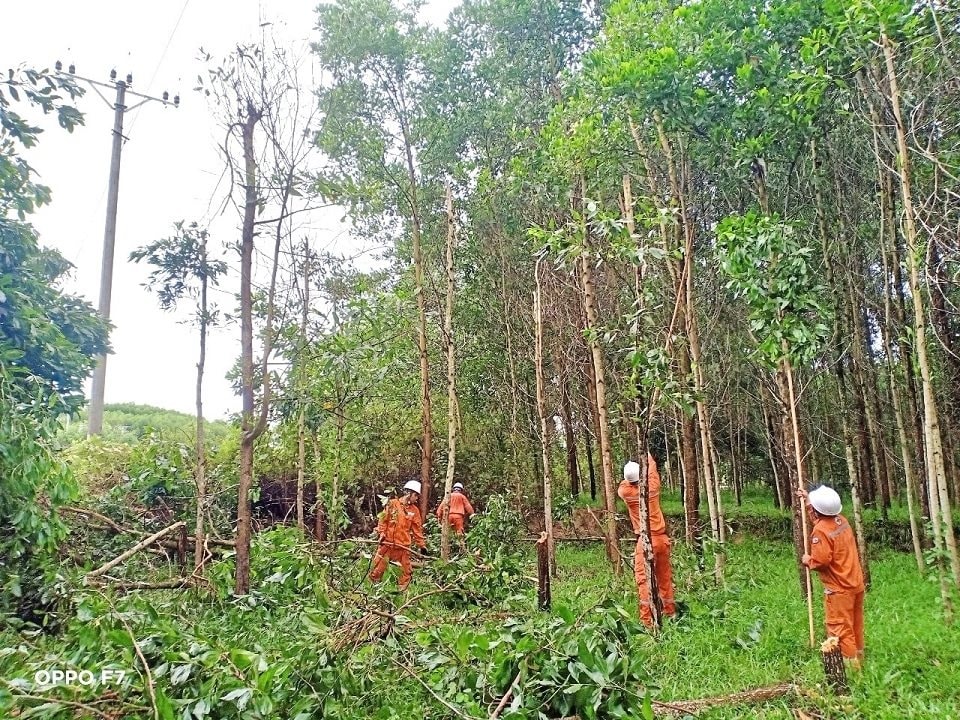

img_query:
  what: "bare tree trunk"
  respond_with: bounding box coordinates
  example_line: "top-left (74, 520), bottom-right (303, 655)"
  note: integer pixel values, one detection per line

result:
top-left (534, 260), bottom-right (556, 572)
top-left (835, 361), bottom-right (871, 587)
top-left (761, 388), bottom-right (784, 509)
top-left (687, 258), bottom-right (723, 583)
top-left (562, 380), bottom-right (581, 497)
top-left (400, 124), bottom-right (433, 522)
top-left (585, 352), bottom-right (603, 505)
top-left (585, 417), bottom-right (597, 501)
top-left (236, 108), bottom-right (261, 596)
top-left (779, 361), bottom-right (816, 646)
top-left (883, 34), bottom-right (960, 595)
top-left (296, 244), bottom-right (310, 533)
top-left (329, 407), bottom-right (345, 542)
top-left (579, 188), bottom-right (620, 575)
top-left (878, 179), bottom-right (926, 573)
top-left (441, 184), bottom-right (458, 562)
top-left (193, 240), bottom-right (208, 573)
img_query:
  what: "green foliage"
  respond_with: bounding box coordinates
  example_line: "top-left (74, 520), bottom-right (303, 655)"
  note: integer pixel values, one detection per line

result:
top-left (415, 600), bottom-right (651, 719)
top-left (4, 535), bottom-right (957, 719)
top-left (1, 67), bottom-right (84, 219)
top-left (715, 212), bottom-right (831, 366)
top-left (0, 378), bottom-right (77, 621)
top-left (0, 67), bottom-right (107, 622)
top-left (129, 220), bottom-right (227, 318)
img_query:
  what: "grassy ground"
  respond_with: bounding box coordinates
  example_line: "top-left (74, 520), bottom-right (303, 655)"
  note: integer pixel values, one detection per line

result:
top-left (2, 528), bottom-right (958, 719)
top-left (552, 539), bottom-right (960, 719)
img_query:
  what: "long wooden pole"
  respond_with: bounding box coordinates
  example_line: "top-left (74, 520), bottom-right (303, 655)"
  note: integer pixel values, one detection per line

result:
top-left (784, 358), bottom-right (815, 647)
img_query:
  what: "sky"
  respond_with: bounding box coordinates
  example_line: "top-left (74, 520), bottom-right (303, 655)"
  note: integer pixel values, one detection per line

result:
top-left (4, 0), bottom-right (458, 420)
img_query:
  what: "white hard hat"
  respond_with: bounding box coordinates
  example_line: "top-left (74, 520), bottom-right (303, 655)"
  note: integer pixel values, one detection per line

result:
top-left (453, 482), bottom-right (464, 490)
top-left (808, 486), bottom-right (842, 516)
top-left (623, 461), bottom-right (640, 483)
top-left (403, 479), bottom-right (422, 495)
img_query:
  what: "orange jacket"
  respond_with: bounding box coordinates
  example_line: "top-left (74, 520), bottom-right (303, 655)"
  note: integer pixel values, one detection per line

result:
top-left (617, 454), bottom-right (666, 536)
top-left (808, 514), bottom-right (864, 594)
top-left (378, 497), bottom-right (425, 549)
top-left (436, 491), bottom-right (474, 520)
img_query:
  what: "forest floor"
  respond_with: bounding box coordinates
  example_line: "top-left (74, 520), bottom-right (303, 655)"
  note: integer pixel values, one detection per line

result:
top-left (1, 515), bottom-right (958, 719)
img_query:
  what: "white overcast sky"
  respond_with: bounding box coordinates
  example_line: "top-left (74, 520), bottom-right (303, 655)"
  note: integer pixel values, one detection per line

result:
top-left (4, 0), bottom-right (458, 420)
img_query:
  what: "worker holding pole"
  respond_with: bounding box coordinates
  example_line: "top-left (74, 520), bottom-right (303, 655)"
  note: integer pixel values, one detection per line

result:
top-left (799, 486), bottom-right (866, 669)
top-left (619, 454), bottom-right (676, 627)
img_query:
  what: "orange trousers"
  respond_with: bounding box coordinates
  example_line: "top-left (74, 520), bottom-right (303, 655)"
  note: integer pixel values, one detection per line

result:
top-left (825, 589), bottom-right (865, 660)
top-left (370, 544), bottom-right (412, 590)
top-left (448, 514), bottom-right (465, 535)
top-left (634, 533), bottom-right (676, 627)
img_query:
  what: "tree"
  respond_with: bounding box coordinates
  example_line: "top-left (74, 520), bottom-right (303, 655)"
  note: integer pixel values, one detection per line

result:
top-left (1, 66), bottom-right (107, 616)
top-left (129, 221), bottom-right (227, 572)
top-left (201, 41), bottom-right (320, 594)
top-left (315, 0), bottom-right (437, 519)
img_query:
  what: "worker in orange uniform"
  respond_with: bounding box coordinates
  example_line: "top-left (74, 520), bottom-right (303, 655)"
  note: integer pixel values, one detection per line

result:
top-left (619, 455), bottom-right (676, 627)
top-left (436, 482), bottom-right (475, 542)
top-left (799, 485), bottom-right (865, 669)
top-left (369, 479), bottom-right (427, 591)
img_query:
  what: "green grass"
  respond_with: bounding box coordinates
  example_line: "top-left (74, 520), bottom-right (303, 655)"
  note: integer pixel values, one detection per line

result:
top-left (552, 540), bottom-right (960, 719)
top-left (2, 530), bottom-right (958, 719)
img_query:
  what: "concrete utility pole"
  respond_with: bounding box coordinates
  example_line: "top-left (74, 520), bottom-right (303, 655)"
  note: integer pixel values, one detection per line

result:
top-left (55, 63), bottom-right (179, 436)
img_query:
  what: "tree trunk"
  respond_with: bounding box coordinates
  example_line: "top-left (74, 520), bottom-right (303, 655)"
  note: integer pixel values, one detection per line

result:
top-left (835, 361), bottom-right (871, 587)
top-left (496, 228), bottom-right (524, 510)
top-left (441, 184), bottom-right (458, 562)
top-left (585, 350), bottom-right (603, 505)
top-left (687, 252), bottom-right (723, 583)
top-left (193, 243), bottom-right (208, 573)
top-left (882, 34), bottom-right (960, 594)
top-left (585, 420), bottom-right (597, 501)
top-left (329, 407), bottom-right (345, 542)
top-left (235, 108), bottom-right (261, 596)
top-left (778, 361), bottom-right (815, 646)
top-left (562, 380), bottom-right (581, 497)
top-left (296, 244), bottom-right (310, 533)
top-left (400, 123), bottom-right (433, 522)
top-left (878, 195), bottom-right (926, 573)
top-left (534, 260), bottom-right (556, 572)
top-left (579, 193), bottom-right (620, 575)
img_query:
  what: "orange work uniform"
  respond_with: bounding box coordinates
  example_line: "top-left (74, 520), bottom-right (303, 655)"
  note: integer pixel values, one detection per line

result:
top-left (806, 514), bottom-right (865, 660)
top-left (370, 497), bottom-right (426, 590)
top-left (436, 491), bottom-right (475, 535)
top-left (618, 455), bottom-right (675, 627)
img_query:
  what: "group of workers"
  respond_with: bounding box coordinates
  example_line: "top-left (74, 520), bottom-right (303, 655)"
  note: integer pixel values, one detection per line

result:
top-left (618, 452), bottom-right (865, 669)
top-left (369, 479), bottom-right (474, 591)
top-left (370, 453), bottom-right (865, 670)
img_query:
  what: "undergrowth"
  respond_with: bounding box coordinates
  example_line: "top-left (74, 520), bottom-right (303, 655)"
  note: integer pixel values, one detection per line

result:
top-left (1, 527), bottom-right (958, 719)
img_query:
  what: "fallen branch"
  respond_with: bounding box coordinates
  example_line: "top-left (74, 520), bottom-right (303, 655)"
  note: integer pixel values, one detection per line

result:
top-left (651, 682), bottom-right (797, 716)
top-left (86, 521), bottom-right (185, 580)
top-left (2, 689), bottom-right (115, 720)
top-left (117, 604), bottom-right (159, 720)
top-left (61, 506), bottom-right (135, 534)
top-left (490, 671), bottom-right (521, 719)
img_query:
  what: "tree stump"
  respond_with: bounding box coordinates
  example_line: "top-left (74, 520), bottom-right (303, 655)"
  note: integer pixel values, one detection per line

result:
top-left (821, 636), bottom-right (848, 694)
top-left (537, 531), bottom-right (551, 610)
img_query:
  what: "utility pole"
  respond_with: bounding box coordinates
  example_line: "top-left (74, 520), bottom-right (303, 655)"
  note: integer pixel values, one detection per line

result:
top-left (55, 63), bottom-right (179, 435)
